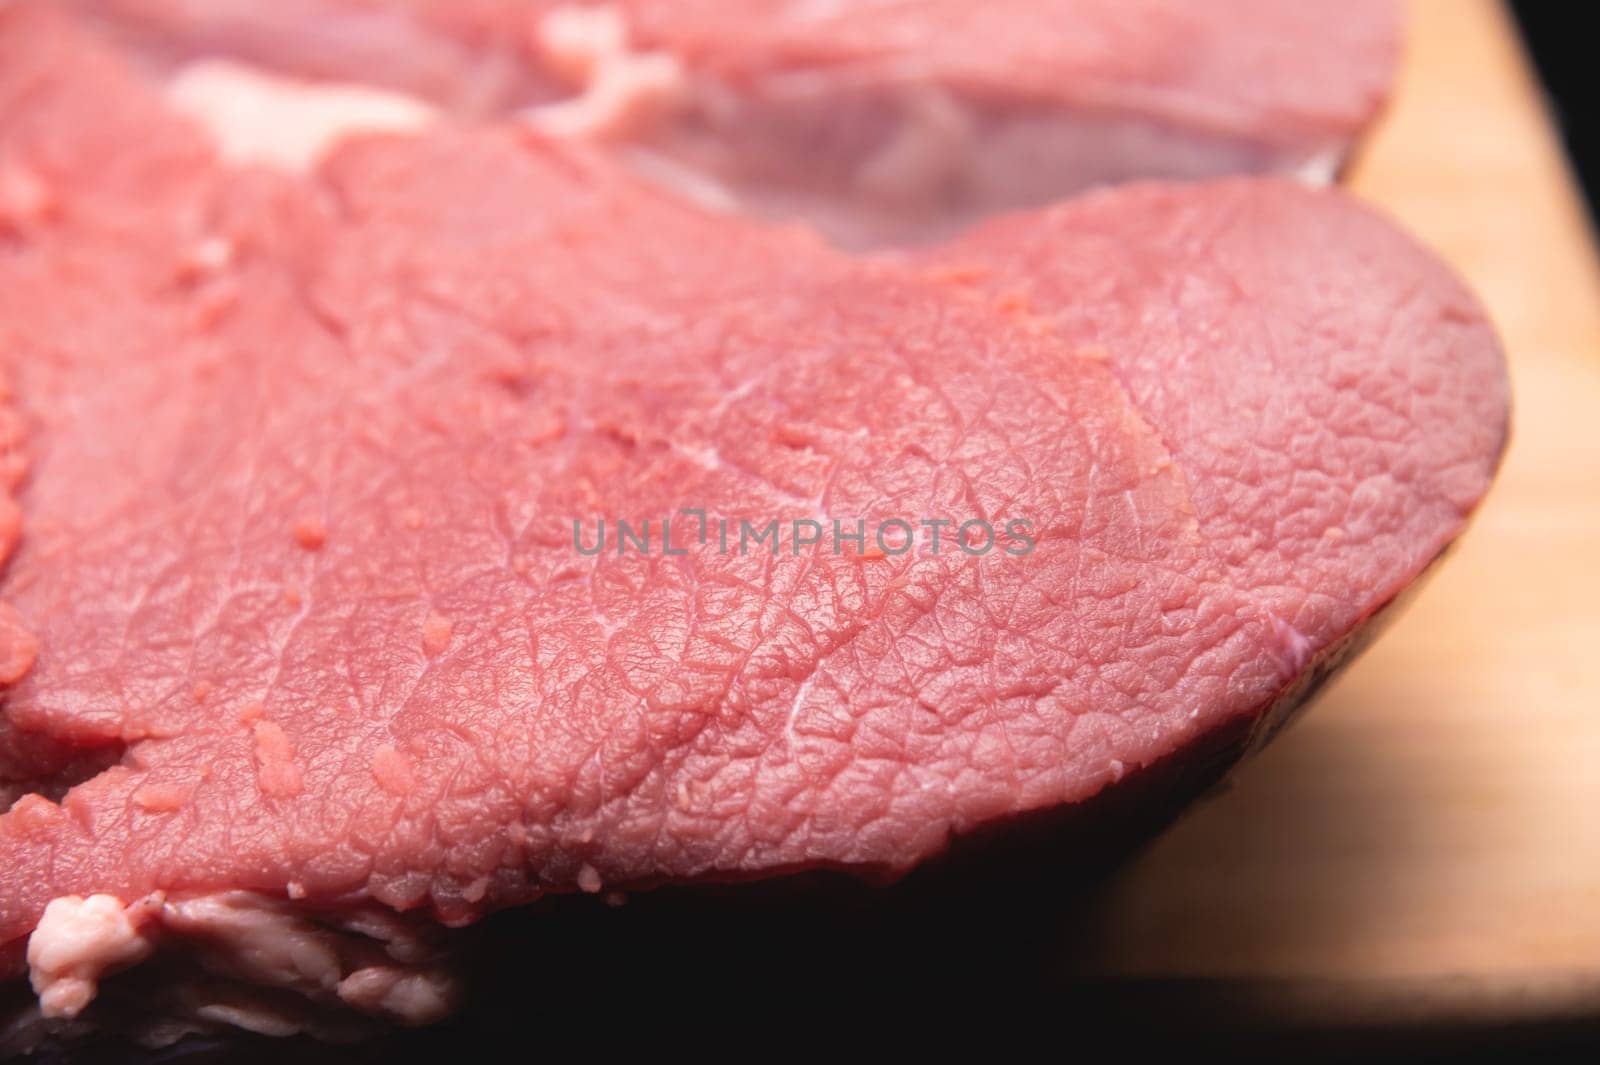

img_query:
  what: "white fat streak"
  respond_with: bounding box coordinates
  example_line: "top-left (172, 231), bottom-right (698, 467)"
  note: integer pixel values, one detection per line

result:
top-left (193, 1002), bottom-right (305, 1038)
top-left (160, 892), bottom-right (453, 1024)
top-left (624, 147), bottom-right (743, 214)
top-left (1291, 145), bottom-right (1345, 185)
top-left (784, 673), bottom-right (817, 744)
top-left (26, 891), bottom-right (454, 1028)
top-left (1270, 613), bottom-right (1316, 675)
top-left (336, 965), bottom-right (454, 1021)
top-left (525, 5), bottom-right (685, 139)
top-left (27, 895), bottom-right (158, 1019)
top-left (167, 59), bottom-right (438, 171)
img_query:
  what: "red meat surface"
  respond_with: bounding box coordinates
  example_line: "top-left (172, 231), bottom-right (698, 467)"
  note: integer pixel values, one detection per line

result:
top-left (0, 1), bottom-right (1503, 1035)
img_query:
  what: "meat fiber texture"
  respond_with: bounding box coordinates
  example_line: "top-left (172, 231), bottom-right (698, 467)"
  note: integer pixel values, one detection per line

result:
top-left (0, 2), bottom-right (1503, 1037)
top-left (74, 0), bottom-right (1402, 244)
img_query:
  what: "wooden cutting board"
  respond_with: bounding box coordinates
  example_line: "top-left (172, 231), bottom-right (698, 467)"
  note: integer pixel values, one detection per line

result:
top-left (1065, 0), bottom-right (1600, 1029)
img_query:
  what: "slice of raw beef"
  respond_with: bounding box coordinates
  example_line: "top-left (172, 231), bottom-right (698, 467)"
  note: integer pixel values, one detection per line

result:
top-left (76, 0), bottom-right (1401, 243)
top-left (0, 1), bottom-right (1503, 1037)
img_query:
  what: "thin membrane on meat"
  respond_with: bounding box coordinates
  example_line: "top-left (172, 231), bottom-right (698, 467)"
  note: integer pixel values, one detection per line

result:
top-left (73, 0), bottom-right (1402, 243)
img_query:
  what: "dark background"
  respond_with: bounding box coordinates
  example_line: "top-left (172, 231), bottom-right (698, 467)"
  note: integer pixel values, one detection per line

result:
top-left (1513, 4), bottom-right (1598, 224)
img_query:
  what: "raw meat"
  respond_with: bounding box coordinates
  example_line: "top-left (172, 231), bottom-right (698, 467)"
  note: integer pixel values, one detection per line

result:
top-left (76, 0), bottom-right (1402, 243)
top-left (0, 0), bottom-right (1503, 1036)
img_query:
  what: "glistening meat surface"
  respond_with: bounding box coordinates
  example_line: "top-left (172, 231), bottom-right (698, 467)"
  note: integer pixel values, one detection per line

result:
top-left (0, 3), bottom-right (1505, 1027)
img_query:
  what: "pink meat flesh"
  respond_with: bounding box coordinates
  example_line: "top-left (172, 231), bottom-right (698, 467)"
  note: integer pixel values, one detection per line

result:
top-left (75, 0), bottom-right (1401, 244)
top-left (0, 1), bottom-right (1503, 1031)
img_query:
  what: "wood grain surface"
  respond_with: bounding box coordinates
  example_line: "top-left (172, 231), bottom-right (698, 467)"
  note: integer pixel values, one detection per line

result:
top-left (1069, 0), bottom-right (1600, 1013)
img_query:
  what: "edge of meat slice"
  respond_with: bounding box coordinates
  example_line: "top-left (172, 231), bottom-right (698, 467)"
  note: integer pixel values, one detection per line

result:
top-left (0, 0), bottom-right (1503, 1037)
